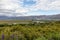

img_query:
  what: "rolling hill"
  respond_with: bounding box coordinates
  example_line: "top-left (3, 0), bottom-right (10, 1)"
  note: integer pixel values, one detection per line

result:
top-left (0, 14), bottom-right (60, 20)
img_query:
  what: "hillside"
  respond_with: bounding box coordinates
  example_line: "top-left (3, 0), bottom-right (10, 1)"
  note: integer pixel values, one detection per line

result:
top-left (0, 14), bottom-right (60, 20)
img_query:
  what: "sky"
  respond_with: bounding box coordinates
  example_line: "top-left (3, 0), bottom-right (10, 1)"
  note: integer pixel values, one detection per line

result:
top-left (0, 0), bottom-right (60, 17)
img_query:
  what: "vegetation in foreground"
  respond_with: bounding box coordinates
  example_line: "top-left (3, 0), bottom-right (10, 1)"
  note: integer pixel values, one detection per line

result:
top-left (0, 21), bottom-right (60, 40)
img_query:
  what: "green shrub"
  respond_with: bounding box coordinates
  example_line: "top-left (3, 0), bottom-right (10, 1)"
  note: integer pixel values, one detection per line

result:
top-left (35, 36), bottom-right (48, 40)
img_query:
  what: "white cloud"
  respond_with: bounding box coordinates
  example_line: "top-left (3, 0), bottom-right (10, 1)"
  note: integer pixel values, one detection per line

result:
top-left (48, 1), bottom-right (60, 10)
top-left (15, 8), bottom-right (29, 13)
top-left (0, 0), bottom-right (60, 16)
top-left (0, 0), bottom-right (28, 16)
top-left (29, 0), bottom-right (60, 10)
top-left (0, 0), bottom-right (19, 10)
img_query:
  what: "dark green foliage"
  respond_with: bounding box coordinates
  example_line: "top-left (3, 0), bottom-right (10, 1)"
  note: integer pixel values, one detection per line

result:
top-left (0, 21), bottom-right (60, 40)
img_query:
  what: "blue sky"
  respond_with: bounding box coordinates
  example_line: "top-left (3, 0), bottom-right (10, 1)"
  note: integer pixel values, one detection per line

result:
top-left (0, 0), bottom-right (60, 16)
top-left (23, 0), bottom-right (36, 7)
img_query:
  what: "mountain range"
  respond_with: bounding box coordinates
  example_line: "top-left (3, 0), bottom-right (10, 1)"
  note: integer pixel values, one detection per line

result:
top-left (0, 14), bottom-right (60, 20)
